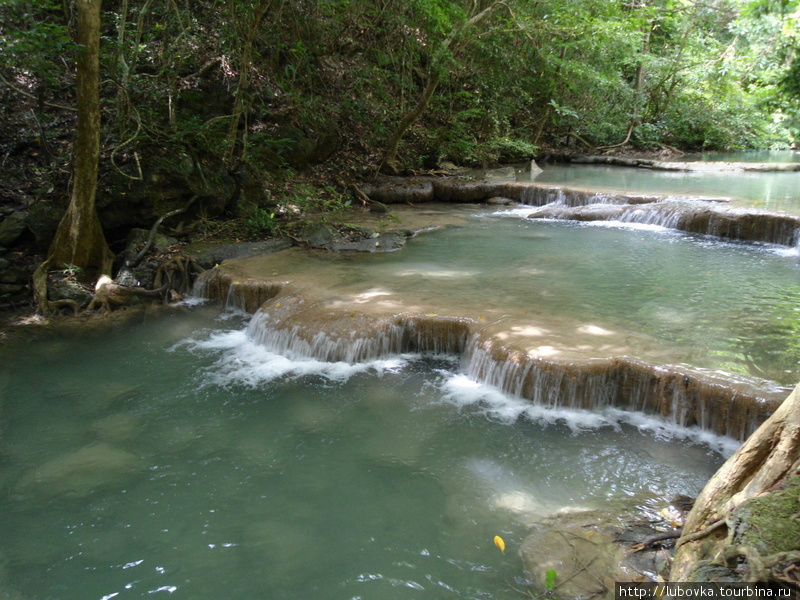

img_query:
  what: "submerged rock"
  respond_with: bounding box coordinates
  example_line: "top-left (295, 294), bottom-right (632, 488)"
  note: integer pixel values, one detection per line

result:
top-left (91, 413), bottom-right (140, 443)
top-left (15, 442), bottom-right (144, 499)
top-left (521, 498), bottom-right (686, 597)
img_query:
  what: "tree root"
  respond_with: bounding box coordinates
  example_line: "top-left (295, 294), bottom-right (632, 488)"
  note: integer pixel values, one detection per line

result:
top-left (719, 546), bottom-right (800, 584)
top-left (131, 195), bottom-right (198, 267)
top-left (629, 529), bottom-right (683, 553)
top-left (86, 275), bottom-right (166, 312)
top-left (675, 518), bottom-right (726, 548)
top-left (153, 253), bottom-right (204, 295)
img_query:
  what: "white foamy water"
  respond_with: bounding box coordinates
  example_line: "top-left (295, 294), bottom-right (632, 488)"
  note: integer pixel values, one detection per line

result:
top-left (176, 329), bottom-right (412, 386)
top-left (583, 220), bottom-right (672, 233)
top-left (487, 206), bottom-right (538, 218)
top-left (438, 372), bottom-right (741, 456)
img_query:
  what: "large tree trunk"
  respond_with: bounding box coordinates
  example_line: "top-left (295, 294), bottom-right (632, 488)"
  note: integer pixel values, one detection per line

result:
top-left (670, 384), bottom-right (800, 583)
top-left (47, 0), bottom-right (113, 278)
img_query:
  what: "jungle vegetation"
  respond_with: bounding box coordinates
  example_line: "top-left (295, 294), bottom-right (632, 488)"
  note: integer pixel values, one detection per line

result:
top-left (0, 0), bottom-right (799, 279)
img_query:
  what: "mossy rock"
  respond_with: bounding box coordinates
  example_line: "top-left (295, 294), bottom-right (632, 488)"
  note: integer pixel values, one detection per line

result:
top-left (730, 476), bottom-right (800, 555)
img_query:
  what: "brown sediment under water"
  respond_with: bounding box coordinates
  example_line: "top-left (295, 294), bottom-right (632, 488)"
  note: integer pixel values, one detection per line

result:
top-left (195, 205), bottom-right (798, 439)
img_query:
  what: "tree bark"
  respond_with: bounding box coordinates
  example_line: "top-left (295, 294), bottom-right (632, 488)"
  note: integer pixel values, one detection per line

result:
top-left (670, 384), bottom-right (800, 582)
top-left (47, 0), bottom-right (113, 279)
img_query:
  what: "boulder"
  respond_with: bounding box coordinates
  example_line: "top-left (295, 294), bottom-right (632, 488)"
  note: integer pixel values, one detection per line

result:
top-left (486, 196), bottom-right (514, 206)
top-left (0, 211), bottom-right (28, 246)
top-left (119, 227), bottom-right (179, 266)
top-left (47, 277), bottom-right (93, 307)
top-left (188, 239), bottom-right (293, 269)
top-left (361, 177), bottom-right (435, 204)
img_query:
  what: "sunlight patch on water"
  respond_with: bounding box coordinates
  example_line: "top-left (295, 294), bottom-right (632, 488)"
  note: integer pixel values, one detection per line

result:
top-left (349, 288), bottom-right (394, 303)
top-left (396, 267), bottom-right (479, 278)
top-left (577, 324), bottom-right (615, 336)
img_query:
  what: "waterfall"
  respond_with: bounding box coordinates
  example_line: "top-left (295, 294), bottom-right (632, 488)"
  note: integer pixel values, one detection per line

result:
top-left (238, 300), bottom-right (783, 441)
top-left (526, 200), bottom-right (800, 247)
top-left (191, 241), bottom-right (787, 442)
top-left (193, 269), bottom-right (282, 312)
top-left (517, 186), bottom-right (646, 208)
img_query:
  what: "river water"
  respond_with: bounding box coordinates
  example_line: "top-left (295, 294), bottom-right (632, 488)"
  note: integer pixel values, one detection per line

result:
top-left (2, 161), bottom-right (799, 598)
top-left (0, 308), bottom-right (725, 599)
top-left (531, 164), bottom-right (800, 213)
top-left (226, 210), bottom-right (800, 386)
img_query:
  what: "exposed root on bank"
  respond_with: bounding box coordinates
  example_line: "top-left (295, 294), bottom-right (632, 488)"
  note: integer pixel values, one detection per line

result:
top-left (86, 275), bottom-right (166, 312)
top-left (153, 253), bottom-right (204, 295)
top-left (629, 530), bottom-right (683, 553)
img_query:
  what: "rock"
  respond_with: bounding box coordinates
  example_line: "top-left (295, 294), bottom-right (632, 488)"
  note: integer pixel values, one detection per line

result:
top-left (0, 266), bottom-right (27, 284)
top-left (119, 227), bottom-right (179, 267)
top-left (437, 160), bottom-right (468, 174)
top-left (280, 124), bottom-right (339, 168)
top-left (0, 211), bottom-right (28, 246)
top-left (295, 223), bottom-right (411, 253)
top-left (15, 442), bottom-right (144, 499)
top-left (483, 166), bottom-right (516, 180)
top-left (530, 159), bottom-right (543, 176)
top-left (486, 196), bottom-right (514, 206)
top-left (188, 239), bottom-right (293, 269)
top-left (361, 177), bottom-right (435, 204)
top-left (0, 258), bottom-right (9, 271)
top-left (521, 502), bottom-right (674, 597)
top-left (125, 227), bottom-right (179, 255)
top-left (96, 147), bottom-right (237, 238)
top-left (46, 277), bottom-right (93, 306)
top-left (432, 178), bottom-right (495, 202)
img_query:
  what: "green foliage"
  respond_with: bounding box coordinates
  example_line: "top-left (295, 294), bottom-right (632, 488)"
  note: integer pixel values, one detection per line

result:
top-left (3, 0), bottom-right (798, 200)
top-left (544, 568), bottom-right (558, 591)
top-left (245, 207), bottom-right (279, 237)
top-left (0, 0), bottom-right (74, 85)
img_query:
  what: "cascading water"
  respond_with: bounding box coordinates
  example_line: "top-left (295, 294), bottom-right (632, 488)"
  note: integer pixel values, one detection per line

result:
top-left (516, 192), bottom-right (800, 247)
top-left (7, 194), bottom-right (800, 598)
top-left (195, 239), bottom-right (790, 441)
top-left (233, 300), bottom-right (779, 441)
top-left (0, 309), bottom-right (733, 598)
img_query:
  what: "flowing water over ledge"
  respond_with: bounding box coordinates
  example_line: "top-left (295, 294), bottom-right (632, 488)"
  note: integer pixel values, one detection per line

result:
top-left (193, 209), bottom-right (797, 440)
top-left (0, 308), bottom-right (730, 599)
top-left (363, 174), bottom-right (800, 248)
top-left (3, 207), bottom-right (797, 596)
top-left (531, 163), bottom-right (800, 214)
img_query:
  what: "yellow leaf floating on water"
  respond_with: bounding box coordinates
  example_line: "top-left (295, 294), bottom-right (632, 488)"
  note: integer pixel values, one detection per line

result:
top-left (659, 506), bottom-right (683, 528)
top-left (425, 313), bottom-right (438, 317)
top-left (493, 535), bottom-right (506, 553)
